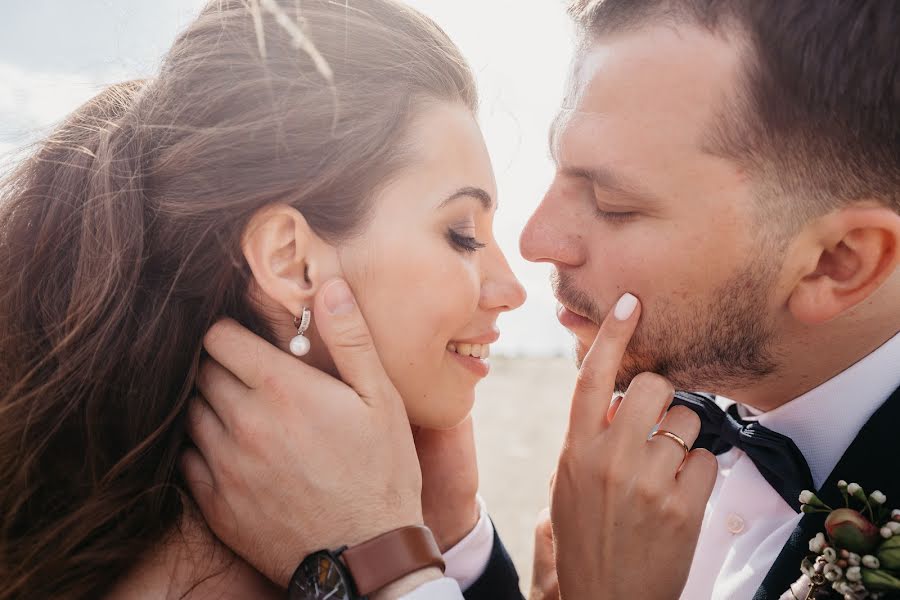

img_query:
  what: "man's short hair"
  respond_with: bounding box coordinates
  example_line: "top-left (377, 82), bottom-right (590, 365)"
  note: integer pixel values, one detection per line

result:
top-left (569, 0), bottom-right (900, 227)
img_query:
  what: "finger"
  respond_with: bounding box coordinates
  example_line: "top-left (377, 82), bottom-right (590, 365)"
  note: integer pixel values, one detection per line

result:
top-left (547, 469), bottom-right (557, 506)
top-left (605, 394), bottom-right (624, 425)
top-left (606, 393), bottom-right (668, 426)
top-left (313, 278), bottom-right (397, 407)
top-left (676, 448), bottom-right (719, 504)
top-left (185, 395), bottom-right (227, 462)
top-left (567, 293), bottom-right (641, 439)
top-left (534, 507), bottom-right (553, 553)
top-left (611, 372), bottom-right (675, 444)
top-left (645, 405), bottom-right (702, 477)
top-left (179, 446), bottom-right (218, 514)
top-left (203, 319), bottom-right (294, 389)
top-left (196, 358), bottom-right (250, 433)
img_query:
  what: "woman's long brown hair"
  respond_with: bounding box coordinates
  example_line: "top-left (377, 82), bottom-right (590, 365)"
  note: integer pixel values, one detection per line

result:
top-left (0, 1), bottom-right (476, 597)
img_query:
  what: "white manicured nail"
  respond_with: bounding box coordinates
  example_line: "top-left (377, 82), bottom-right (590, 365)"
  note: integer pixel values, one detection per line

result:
top-left (613, 293), bottom-right (638, 321)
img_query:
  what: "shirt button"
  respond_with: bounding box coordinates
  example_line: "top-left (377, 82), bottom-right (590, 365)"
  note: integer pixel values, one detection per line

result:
top-left (727, 513), bottom-right (745, 534)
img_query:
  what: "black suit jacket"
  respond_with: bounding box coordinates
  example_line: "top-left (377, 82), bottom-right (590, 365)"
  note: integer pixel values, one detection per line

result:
top-left (752, 385), bottom-right (900, 599)
top-left (463, 525), bottom-right (525, 600)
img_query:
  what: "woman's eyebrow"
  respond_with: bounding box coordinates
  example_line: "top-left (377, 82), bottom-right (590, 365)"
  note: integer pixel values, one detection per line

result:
top-left (438, 186), bottom-right (495, 211)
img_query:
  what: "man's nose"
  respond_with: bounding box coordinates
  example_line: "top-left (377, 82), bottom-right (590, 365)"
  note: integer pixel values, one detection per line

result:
top-left (519, 186), bottom-right (585, 267)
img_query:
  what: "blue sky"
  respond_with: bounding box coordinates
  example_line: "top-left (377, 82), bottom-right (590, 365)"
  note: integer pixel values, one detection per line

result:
top-left (2, 0), bottom-right (579, 356)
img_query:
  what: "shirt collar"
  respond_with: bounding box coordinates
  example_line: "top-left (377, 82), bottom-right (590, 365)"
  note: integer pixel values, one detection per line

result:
top-left (734, 331), bottom-right (900, 489)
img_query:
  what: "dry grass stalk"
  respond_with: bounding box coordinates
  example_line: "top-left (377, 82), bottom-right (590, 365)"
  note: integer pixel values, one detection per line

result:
top-left (249, 0), bottom-right (268, 59)
top-left (258, 0), bottom-right (334, 82)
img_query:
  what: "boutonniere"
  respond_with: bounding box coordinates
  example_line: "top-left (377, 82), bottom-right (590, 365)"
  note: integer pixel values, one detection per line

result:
top-left (783, 481), bottom-right (900, 599)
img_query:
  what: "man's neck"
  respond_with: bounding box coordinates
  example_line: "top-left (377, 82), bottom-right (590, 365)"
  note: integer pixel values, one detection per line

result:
top-left (724, 315), bottom-right (900, 412)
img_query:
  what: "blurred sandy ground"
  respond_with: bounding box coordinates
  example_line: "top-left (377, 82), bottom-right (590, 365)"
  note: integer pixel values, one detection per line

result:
top-left (471, 356), bottom-right (576, 595)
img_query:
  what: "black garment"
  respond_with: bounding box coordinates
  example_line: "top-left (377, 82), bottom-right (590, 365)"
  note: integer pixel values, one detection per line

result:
top-left (752, 385), bottom-right (900, 600)
top-left (670, 392), bottom-right (815, 512)
top-left (463, 524), bottom-right (525, 600)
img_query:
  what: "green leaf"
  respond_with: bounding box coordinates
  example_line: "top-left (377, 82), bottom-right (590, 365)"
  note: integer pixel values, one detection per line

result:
top-left (877, 535), bottom-right (900, 571)
top-left (862, 568), bottom-right (900, 591)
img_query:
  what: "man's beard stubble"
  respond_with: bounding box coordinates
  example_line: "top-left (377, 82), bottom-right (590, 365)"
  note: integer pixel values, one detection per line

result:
top-left (552, 264), bottom-right (780, 395)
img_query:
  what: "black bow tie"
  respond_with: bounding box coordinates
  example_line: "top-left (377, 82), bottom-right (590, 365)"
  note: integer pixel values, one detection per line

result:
top-left (669, 392), bottom-right (815, 512)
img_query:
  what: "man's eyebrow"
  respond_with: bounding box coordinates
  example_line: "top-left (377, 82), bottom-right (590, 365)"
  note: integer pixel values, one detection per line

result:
top-left (547, 111), bottom-right (660, 205)
top-left (438, 186), bottom-right (495, 211)
top-left (561, 165), bottom-right (662, 206)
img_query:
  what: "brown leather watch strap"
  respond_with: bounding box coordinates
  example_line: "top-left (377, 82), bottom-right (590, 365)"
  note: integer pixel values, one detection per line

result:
top-left (341, 525), bottom-right (445, 596)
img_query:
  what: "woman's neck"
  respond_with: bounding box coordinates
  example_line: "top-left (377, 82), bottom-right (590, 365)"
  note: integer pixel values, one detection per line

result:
top-left (105, 509), bottom-right (282, 600)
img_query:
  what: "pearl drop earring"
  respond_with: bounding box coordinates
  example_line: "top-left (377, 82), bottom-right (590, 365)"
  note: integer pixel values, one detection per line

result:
top-left (289, 307), bottom-right (312, 357)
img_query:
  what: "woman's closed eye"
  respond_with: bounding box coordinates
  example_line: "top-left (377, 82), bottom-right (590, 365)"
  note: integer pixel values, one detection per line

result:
top-left (447, 228), bottom-right (487, 253)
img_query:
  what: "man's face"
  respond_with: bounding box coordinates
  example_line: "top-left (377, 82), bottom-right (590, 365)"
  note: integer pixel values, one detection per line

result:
top-left (520, 24), bottom-right (786, 393)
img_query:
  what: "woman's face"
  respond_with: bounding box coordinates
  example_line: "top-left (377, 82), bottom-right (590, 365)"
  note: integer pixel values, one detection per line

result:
top-left (334, 102), bottom-right (526, 429)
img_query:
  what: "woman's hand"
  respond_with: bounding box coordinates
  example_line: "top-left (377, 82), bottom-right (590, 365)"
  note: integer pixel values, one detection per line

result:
top-left (550, 294), bottom-right (718, 600)
top-left (414, 417), bottom-right (481, 552)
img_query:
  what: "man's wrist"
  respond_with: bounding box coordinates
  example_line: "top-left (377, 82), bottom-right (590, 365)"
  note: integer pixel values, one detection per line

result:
top-left (427, 497), bottom-right (480, 552)
top-left (279, 516), bottom-right (426, 586)
top-left (369, 567), bottom-right (443, 600)
top-left (344, 516), bottom-right (425, 549)
top-left (442, 497), bottom-right (494, 591)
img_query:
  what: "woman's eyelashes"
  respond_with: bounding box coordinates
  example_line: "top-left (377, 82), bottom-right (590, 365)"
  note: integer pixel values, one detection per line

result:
top-left (447, 228), bottom-right (487, 253)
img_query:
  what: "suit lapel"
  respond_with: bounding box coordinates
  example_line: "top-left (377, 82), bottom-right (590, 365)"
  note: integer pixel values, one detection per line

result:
top-left (752, 386), bottom-right (900, 600)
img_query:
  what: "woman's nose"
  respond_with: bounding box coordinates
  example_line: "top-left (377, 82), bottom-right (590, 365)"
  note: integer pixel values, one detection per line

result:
top-left (481, 244), bottom-right (527, 312)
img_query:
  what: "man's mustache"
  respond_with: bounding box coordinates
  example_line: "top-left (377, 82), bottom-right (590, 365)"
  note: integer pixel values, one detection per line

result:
top-left (550, 271), bottom-right (606, 325)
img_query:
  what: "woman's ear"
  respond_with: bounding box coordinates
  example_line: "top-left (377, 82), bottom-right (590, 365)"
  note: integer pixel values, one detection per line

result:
top-left (241, 204), bottom-right (338, 317)
top-left (787, 204), bottom-right (900, 324)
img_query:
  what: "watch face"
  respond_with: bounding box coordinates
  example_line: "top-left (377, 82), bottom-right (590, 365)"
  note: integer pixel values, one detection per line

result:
top-left (289, 550), bottom-right (355, 600)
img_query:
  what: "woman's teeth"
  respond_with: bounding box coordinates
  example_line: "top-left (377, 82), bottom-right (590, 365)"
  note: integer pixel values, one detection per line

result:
top-left (447, 342), bottom-right (491, 359)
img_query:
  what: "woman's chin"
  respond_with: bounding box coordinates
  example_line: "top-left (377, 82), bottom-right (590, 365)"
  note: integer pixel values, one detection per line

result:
top-left (408, 395), bottom-right (475, 430)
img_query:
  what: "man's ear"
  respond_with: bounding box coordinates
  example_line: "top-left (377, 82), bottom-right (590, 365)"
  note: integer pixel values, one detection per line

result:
top-left (241, 204), bottom-right (338, 317)
top-left (787, 204), bottom-right (900, 325)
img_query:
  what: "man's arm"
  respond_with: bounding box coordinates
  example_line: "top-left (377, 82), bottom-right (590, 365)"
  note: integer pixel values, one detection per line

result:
top-left (181, 278), bottom-right (504, 599)
top-left (440, 496), bottom-right (524, 599)
top-left (182, 279), bottom-right (431, 589)
top-left (461, 525), bottom-right (524, 600)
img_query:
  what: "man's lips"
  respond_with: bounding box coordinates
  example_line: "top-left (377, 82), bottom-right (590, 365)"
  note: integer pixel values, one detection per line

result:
top-left (556, 302), bottom-right (599, 332)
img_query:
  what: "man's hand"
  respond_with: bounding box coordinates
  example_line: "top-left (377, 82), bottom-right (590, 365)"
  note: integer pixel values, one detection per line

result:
top-left (530, 508), bottom-right (559, 600)
top-left (414, 417), bottom-right (480, 552)
top-left (550, 294), bottom-right (718, 599)
top-left (180, 279), bottom-right (426, 587)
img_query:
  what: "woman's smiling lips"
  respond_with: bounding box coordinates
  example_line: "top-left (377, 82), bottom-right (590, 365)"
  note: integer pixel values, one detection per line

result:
top-left (446, 331), bottom-right (498, 378)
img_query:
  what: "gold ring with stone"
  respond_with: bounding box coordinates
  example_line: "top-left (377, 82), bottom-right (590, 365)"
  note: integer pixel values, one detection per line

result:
top-left (650, 429), bottom-right (690, 457)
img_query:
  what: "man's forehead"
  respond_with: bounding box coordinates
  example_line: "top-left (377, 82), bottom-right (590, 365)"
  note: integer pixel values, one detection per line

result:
top-left (548, 109), bottom-right (607, 166)
top-left (561, 44), bottom-right (613, 111)
top-left (553, 25), bottom-right (745, 161)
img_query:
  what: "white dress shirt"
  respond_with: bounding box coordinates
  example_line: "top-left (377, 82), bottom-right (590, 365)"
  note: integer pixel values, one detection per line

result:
top-left (400, 496), bottom-right (495, 600)
top-left (681, 331), bottom-right (900, 599)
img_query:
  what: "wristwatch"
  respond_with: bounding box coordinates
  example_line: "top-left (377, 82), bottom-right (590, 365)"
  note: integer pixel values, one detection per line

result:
top-left (287, 525), bottom-right (445, 600)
